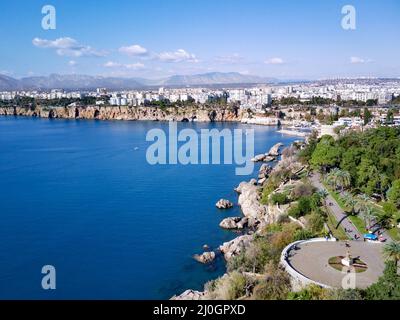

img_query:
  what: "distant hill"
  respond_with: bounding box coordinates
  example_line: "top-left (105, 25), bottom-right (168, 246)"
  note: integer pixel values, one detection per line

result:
top-left (0, 72), bottom-right (278, 91)
top-left (160, 72), bottom-right (277, 86)
top-left (0, 75), bottom-right (22, 91)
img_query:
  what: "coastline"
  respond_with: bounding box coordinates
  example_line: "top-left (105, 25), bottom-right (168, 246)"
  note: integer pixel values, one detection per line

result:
top-left (0, 105), bottom-right (244, 123)
top-left (172, 141), bottom-right (304, 300)
top-left (0, 106), bottom-right (295, 128)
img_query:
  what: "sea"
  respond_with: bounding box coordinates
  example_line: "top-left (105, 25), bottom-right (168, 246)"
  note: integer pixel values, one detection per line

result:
top-left (0, 116), bottom-right (299, 299)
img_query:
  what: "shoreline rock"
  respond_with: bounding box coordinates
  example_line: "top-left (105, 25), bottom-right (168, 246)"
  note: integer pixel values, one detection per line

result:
top-left (215, 199), bottom-right (234, 209)
top-left (267, 143), bottom-right (284, 157)
top-left (171, 289), bottom-right (208, 300)
top-left (193, 251), bottom-right (216, 264)
top-left (219, 235), bottom-right (253, 260)
top-left (219, 217), bottom-right (248, 230)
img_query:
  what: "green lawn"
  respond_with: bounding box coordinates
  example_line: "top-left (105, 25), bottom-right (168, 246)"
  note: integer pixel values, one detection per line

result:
top-left (388, 228), bottom-right (400, 241)
top-left (322, 182), bottom-right (367, 234)
top-left (322, 181), bottom-right (400, 240)
top-left (326, 212), bottom-right (349, 240)
top-left (348, 215), bottom-right (367, 234)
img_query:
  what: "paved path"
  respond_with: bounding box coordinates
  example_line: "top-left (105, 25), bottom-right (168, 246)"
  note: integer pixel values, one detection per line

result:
top-left (310, 172), bottom-right (362, 241)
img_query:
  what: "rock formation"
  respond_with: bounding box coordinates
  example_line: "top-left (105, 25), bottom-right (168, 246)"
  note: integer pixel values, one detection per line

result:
top-left (215, 199), bottom-right (233, 209)
top-left (219, 217), bottom-right (248, 230)
top-left (193, 251), bottom-right (216, 264)
top-left (267, 143), bottom-right (283, 157)
top-left (171, 289), bottom-right (208, 300)
top-left (219, 235), bottom-right (253, 260)
top-left (0, 105), bottom-right (244, 123)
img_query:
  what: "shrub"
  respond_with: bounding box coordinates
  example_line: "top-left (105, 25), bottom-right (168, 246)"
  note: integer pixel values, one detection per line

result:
top-left (287, 284), bottom-right (330, 300)
top-left (288, 196), bottom-right (313, 218)
top-left (252, 264), bottom-right (291, 300)
top-left (293, 229), bottom-right (314, 241)
top-left (291, 182), bottom-right (315, 200)
top-left (208, 272), bottom-right (247, 300)
top-left (288, 204), bottom-right (302, 218)
top-left (365, 261), bottom-right (400, 300)
top-left (270, 192), bottom-right (289, 205)
top-left (328, 289), bottom-right (364, 300)
top-left (306, 213), bottom-right (325, 234)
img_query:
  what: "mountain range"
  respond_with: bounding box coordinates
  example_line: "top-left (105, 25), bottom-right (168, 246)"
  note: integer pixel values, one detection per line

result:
top-left (0, 72), bottom-right (278, 91)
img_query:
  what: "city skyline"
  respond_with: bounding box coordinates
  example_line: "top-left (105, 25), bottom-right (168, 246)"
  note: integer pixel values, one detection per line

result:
top-left (1, 0), bottom-right (399, 80)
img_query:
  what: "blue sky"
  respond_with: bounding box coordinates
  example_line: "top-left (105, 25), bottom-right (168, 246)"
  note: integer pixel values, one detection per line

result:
top-left (0, 0), bottom-right (399, 79)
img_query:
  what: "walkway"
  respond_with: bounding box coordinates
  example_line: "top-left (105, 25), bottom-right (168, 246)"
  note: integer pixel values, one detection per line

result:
top-left (310, 172), bottom-right (362, 241)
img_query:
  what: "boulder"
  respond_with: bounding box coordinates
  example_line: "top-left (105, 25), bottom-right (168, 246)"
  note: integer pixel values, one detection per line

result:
top-left (236, 180), bottom-right (266, 220)
top-left (258, 178), bottom-right (266, 185)
top-left (216, 199), bottom-right (234, 209)
top-left (219, 235), bottom-right (253, 260)
top-left (193, 251), bottom-right (216, 264)
top-left (236, 217), bottom-right (249, 229)
top-left (267, 143), bottom-right (283, 157)
top-left (171, 289), bottom-right (207, 300)
top-left (219, 217), bottom-right (248, 230)
top-left (251, 154), bottom-right (266, 162)
top-left (264, 156), bottom-right (276, 162)
top-left (235, 179), bottom-right (257, 193)
top-left (259, 164), bottom-right (273, 176)
top-left (219, 217), bottom-right (241, 229)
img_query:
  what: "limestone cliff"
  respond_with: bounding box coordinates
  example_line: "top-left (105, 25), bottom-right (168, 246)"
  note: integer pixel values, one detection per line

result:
top-left (0, 105), bottom-right (245, 122)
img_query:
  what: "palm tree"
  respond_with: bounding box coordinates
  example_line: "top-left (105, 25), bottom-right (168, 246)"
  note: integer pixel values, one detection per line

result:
top-left (383, 242), bottom-right (400, 267)
top-left (326, 169), bottom-right (351, 192)
top-left (343, 193), bottom-right (358, 216)
top-left (337, 170), bottom-right (351, 192)
top-left (326, 168), bottom-right (341, 191)
top-left (361, 207), bottom-right (376, 231)
top-left (317, 190), bottom-right (329, 206)
top-left (356, 195), bottom-right (376, 230)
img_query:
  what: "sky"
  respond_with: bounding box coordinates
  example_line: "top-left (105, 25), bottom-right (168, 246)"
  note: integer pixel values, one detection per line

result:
top-left (0, 0), bottom-right (399, 80)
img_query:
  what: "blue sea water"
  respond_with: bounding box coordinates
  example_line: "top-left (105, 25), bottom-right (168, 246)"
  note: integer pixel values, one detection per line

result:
top-left (0, 117), bottom-right (298, 299)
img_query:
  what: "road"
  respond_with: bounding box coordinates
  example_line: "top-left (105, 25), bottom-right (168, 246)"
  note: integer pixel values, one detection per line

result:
top-left (310, 172), bottom-right (363, 241)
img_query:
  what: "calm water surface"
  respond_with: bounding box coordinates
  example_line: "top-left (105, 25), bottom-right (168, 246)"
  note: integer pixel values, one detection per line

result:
top-left (0, 117), bottom-right (298, 299)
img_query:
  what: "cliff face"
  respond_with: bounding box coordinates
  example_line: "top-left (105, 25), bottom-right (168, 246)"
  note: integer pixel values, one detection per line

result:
top-left (0, 105), bottom-right (244, 122)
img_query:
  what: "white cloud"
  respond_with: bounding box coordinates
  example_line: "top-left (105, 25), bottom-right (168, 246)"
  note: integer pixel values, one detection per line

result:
top-left (215, 53), bottom-right (244, 64)
top-left (68, 60), bottom-right (77, 66)
top-left (157, 49), bottom-right (198, 63)
top-left (103, 61), bottom-right (145, 70)
top-left (0, 70), bottom-right (14, 76)
top-left (32, 37), bottom-right (107, 57)
top-left (350, 56), bottom-right (373, 64)
top-left (119, 44), bottom-right (148, 56)
top-left (264, 57), bottom-right (285, 65)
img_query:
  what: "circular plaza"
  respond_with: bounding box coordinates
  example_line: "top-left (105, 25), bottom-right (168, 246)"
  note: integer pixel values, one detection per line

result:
top-left (281, 239), bottom-right (385, 289)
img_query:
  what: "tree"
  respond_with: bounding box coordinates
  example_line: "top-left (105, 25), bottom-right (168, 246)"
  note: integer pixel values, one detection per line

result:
top-left (326, 169), bottom-right (351, 192)
top-left (317, 190), bottom-right (329, 206)
top-left (388, 180), bottom-right (400, 209)
top-left (386, 110), bottom-right (395, 124)
top-left (363, 108), bottom-right (372, 125)
top-left (366, 261), bottom-right (400, 300)
top-left (343, 193), bottom-right (358, 216)
top-left (310, 136), bottom-right (341, 172)
top-left (383, 242), bottom-right (400, 267)
top-left (356, 195), bottom-right (376, 229)
top-left (337, 170), bottom-right (351, 191)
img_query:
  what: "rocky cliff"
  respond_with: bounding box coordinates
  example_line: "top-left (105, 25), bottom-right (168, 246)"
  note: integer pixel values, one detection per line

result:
top-left (0, 105), bottom-right (245, 122)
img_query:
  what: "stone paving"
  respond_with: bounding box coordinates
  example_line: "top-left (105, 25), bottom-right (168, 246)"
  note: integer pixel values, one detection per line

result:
top-left (287, 240), bottom-right (385, 289)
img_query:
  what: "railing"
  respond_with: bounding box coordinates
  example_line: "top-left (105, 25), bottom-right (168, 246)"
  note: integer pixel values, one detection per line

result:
top-left (280, 238), bottom-right (336, 289)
